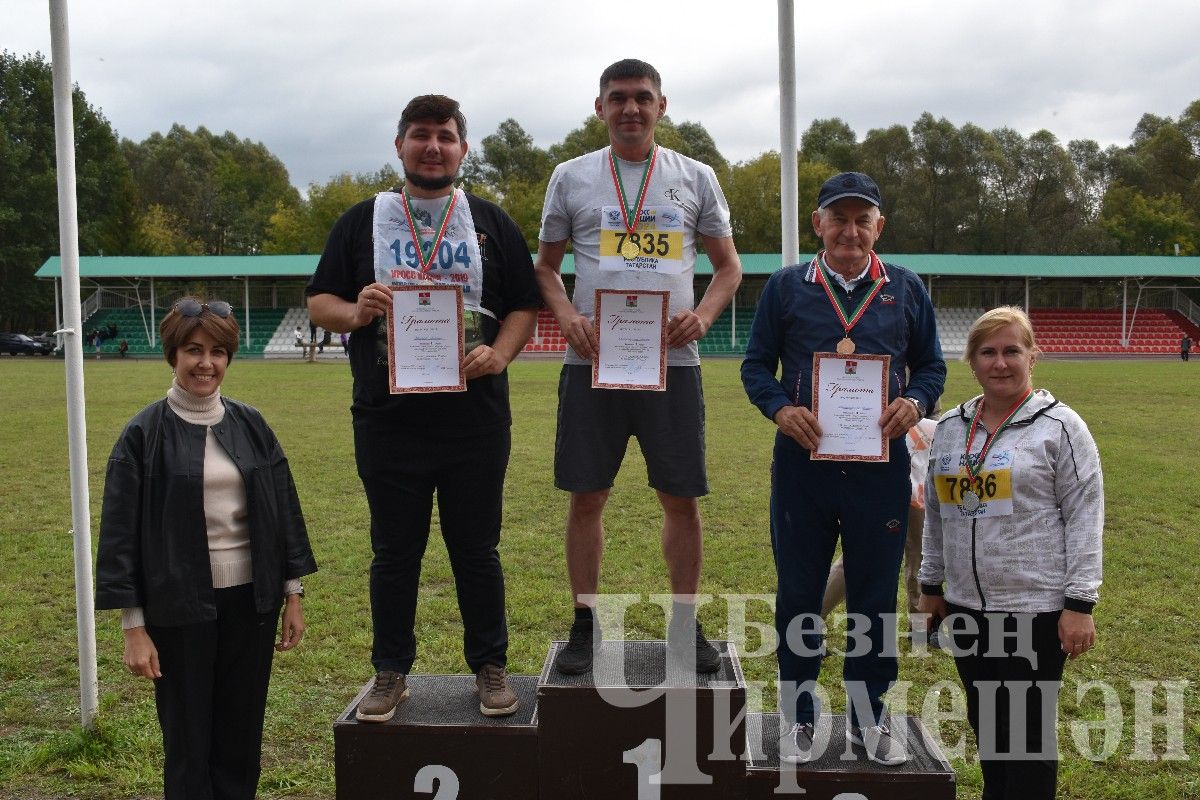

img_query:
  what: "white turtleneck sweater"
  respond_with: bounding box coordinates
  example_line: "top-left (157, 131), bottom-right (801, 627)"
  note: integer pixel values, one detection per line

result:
top-left (121, 379), bottom-right (300, 629)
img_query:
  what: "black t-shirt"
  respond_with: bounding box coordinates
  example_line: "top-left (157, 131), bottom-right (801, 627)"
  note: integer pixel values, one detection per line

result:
top-left (306, 191), bottom-right (541, 436)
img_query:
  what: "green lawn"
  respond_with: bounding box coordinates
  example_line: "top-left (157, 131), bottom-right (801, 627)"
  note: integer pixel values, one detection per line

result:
top-left (0, 356), bottom-right (1197, 798)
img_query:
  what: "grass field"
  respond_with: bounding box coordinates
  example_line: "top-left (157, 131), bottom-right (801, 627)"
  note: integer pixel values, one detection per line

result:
top-left (0, 356), bottom-right (1197, 798)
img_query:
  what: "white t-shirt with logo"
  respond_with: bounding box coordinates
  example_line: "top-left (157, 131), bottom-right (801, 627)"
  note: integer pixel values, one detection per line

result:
top-left (539, 146), bottom-right (733, 367)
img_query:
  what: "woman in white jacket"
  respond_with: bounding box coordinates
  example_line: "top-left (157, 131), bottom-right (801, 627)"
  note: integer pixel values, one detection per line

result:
top-left (918, 306), bottom-right (1103, 800)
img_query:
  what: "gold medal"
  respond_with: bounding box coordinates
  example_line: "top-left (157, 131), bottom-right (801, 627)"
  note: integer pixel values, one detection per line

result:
top-left (836, 337), bottom-right (855, 355)
top-left (620, 239), bottom-right (641, 259)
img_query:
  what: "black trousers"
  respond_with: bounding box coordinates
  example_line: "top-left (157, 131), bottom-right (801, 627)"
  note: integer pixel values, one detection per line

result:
top-left (355, 422), bottom-right (510, 674)
top-left (946, 603), bottom-right (1067, 800)
top-left (148, 584), bottom-right (278, 800)
top-left (771, 435), bottom-right (911, 727)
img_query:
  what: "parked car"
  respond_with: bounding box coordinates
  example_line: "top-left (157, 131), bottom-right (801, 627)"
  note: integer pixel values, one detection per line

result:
top-left (0, 332), bottom-right (54, 355)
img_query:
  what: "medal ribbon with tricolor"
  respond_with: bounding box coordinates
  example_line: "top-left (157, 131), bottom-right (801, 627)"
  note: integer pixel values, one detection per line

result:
top-left (962, 388), bottom-right (1034, 485)
top-left (400, 190), bottom-right (458, 275)
top-left (608, 145), bottom-right (659, 258)
top-left (813, 251), bottom-right (887, 342)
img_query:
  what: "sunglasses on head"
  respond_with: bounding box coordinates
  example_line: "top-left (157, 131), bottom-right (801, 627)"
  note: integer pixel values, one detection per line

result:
top-left (175, 298), bottom-right (232, 318)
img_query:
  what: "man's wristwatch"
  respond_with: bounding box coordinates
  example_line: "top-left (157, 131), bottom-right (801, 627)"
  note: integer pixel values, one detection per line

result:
top-left (903, 396), bottom-right (925, 418)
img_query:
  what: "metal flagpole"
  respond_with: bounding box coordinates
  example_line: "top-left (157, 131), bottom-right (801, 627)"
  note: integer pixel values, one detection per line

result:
top-left (778, 0), bottom-right (799, 268)
top-left (49, 0), bottom-right (99, 730)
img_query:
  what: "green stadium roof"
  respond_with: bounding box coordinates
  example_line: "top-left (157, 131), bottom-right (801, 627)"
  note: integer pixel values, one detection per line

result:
top-left (36, 253), bottom-right (1200, 279)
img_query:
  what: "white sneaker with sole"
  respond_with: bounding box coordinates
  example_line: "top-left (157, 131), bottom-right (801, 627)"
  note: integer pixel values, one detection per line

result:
top-left (847, 722), bottom-right (908, 765)
top-left (779, 722), bottom-right (817, 764)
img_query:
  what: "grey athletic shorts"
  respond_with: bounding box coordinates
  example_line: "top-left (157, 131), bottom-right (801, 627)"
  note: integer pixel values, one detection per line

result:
top-left (553, 364), bottom-right (708, 497)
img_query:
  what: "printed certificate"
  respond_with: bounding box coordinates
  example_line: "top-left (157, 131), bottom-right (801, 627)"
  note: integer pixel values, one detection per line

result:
top-left (811, 352), bottom-right (890, 461)
top-left (592, 289), bottom-right (668, 390)
top-left (387, 285), bottom-right (465, 394)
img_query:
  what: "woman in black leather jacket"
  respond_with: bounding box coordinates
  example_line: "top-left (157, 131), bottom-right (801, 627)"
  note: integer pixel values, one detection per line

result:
top-left (96, 298), bottom-right (317, 800)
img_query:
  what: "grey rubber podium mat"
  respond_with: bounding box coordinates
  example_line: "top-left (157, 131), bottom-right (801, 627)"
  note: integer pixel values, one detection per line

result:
top-left (540, 639), bottom-right (743, 688)
top-left (339, 674), bottom-right (538, 728)
top-left (747, 712), bottom-right (953, 774)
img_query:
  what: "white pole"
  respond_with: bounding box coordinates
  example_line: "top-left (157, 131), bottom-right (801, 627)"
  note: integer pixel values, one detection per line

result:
top-left (243, 277), bottom-right (250, 350)
top-left (1122, 278), bottom-right (1129, 347)
top-left (777, 0), bottom-right (799, 268)
top-left (49, 0), bottom-right (99, 731)
top-left (150, 277), bottom-right (157, 345)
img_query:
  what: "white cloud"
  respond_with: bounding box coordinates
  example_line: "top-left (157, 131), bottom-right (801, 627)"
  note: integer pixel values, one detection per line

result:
top-left (5, 0), bottom-right (1199, 188)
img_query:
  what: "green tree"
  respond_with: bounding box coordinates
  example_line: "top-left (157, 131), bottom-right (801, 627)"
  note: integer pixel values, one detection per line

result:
top-left (548, 117), bottom-right (610, 164)
top-left (135, 204), bottom-right (204, 255)
top-left (0, 50), bottom-right (136, 330)
top-left (1100, 183), bottom-right (1198, 255)
top-left (458, 119), bottom-right (553, 249)
top-left (723, 153), bottom-right (829, 254)
top-left (908, 113), bottom-right (971, 252)
top-left (800, 118), bottom-right (859, 173)
top-left (674, 120), bottom-right (729, 174)
top-left (858, 125), bottom-right (916, 248)
top-left (264, 166), bottom-right (399, 254)
top-left (462, 118), bottom-right (552, 192)
top-left (123, 124), bottom-right (299, 255)
top-left (725, 152), bottom-right (783, 253)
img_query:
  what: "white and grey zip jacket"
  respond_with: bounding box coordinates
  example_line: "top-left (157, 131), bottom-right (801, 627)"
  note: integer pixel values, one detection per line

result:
top-left (918, 389), bottom-right (1103, 614)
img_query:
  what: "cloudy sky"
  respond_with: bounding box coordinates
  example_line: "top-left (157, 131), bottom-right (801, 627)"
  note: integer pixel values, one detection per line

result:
top-left (8, 0), bottom-right (1200, 191)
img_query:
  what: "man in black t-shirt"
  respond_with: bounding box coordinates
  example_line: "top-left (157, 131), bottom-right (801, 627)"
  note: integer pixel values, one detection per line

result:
top-left (307, 95), bottom-right (540, 722)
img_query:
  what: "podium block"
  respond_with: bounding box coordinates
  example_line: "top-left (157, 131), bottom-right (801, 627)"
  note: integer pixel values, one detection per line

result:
top-left (536, 640), bottom-right (747, 800)
top-left (743, 712), bottom-right (955, 799)
top-left (334, 674), bottom-right (539, 800)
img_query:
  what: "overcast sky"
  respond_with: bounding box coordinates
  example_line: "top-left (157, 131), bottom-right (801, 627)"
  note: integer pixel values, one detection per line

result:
top-left (8, 0), bottom-right (1200, 191)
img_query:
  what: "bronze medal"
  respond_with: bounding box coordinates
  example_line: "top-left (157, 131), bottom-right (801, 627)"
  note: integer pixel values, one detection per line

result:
top-left (836, 337), bottom-right (855, 355)
top-left (620, 239), bottom-right (641, 259)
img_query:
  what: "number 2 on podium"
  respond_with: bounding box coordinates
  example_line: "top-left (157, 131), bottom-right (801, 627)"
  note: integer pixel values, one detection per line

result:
top-left (414, 764), bottom-right (459, 799)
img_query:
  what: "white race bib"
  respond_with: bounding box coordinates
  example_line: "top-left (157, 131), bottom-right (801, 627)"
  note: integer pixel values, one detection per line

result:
top-left (934, 448), bottom-right (1015, 519)
top-left (372, 189), bottom-right (491, 317)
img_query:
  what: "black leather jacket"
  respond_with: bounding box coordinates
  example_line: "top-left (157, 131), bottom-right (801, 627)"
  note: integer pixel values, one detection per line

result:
top-left (95, 397), bottom-right (317, 626)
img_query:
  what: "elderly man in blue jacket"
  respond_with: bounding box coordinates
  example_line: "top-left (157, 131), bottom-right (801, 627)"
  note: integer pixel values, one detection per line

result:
top-left (741, 172), bottom-right (946, 767)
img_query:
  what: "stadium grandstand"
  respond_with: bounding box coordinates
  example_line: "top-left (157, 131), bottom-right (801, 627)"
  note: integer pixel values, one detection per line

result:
top-left (36, 253), bottom-right (1200, 359)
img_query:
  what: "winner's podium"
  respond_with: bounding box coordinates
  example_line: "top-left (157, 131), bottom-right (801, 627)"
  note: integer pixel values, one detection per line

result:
top-left (333, 640), bottom-right (956, 799)
top-left (334, 674), bottom-right (540, 799)
top-left (537, 639), bottom-right (748, 799)
top-left (744, 712), bottom-right (956, 798)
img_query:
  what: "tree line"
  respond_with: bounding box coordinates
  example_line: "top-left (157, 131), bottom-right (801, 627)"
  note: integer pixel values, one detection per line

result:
top-left (3, 49), bottom-right (1199, 329)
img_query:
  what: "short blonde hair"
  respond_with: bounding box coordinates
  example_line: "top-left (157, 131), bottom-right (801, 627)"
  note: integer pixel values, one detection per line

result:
top-left (963, 306), bottom-right (1039, 364)
top-left (160, 298), bottom-right (240, 367)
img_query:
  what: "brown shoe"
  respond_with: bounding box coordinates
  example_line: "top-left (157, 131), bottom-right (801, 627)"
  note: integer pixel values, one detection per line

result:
top-left (355, 671), bottom-right (409, 723)
top-left (476, 664), bottom-right (518, 717)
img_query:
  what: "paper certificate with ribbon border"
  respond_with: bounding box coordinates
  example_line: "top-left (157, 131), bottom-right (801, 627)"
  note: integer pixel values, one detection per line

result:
top-left (386, 284), bottom-right (465, 394)
top-left (811, 352), bottom-right (890, 462)
top-left (591, 289), bottom-right (668, 391)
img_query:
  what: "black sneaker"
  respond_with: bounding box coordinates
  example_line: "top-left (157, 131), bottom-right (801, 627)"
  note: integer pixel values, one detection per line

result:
top-left (668, 620), bottom-right (722, 673)
top-left (554, 620), bottom-right (599, 675)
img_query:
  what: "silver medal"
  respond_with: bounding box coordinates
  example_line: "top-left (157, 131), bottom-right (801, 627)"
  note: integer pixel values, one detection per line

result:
top-left (961, 490), bottom-right (981, 513)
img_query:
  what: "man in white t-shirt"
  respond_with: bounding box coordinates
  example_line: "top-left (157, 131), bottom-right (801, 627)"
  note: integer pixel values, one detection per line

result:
top-left (534, 58), bottom-right (742, 675)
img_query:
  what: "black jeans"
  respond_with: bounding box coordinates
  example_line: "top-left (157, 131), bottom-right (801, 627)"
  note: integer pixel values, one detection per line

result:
top-left (946, 603), bottom-right (1068, 800)
top-left (355, 422), bottom-right (510, 674)
top-left (148, 584), bottom-right (278, 800)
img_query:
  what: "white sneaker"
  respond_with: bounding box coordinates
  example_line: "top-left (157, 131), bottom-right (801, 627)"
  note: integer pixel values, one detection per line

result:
top-left (847, 722), bottom-right (908, 765)
top-left (779, 722), bottom-right (816, 764)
